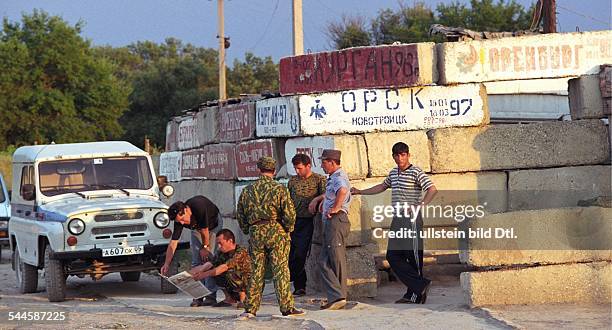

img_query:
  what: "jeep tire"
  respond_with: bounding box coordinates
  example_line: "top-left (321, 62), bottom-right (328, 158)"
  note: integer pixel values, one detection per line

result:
top-left (15, 248), bottom-right (38, 293)
top-left (44, 245), bottom-right (66, 302)
top-left (120, 271), bottom-right (141, 282)
top-left (160, 258), bottom-right (178, 294)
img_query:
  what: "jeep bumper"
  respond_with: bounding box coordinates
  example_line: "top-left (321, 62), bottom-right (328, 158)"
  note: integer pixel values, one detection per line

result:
top-left (49, 241), bottom-right (190, 260)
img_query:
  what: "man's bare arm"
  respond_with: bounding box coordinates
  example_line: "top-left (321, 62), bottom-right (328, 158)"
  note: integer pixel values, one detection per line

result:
top-left (351, 183), bottom-right (388, 195)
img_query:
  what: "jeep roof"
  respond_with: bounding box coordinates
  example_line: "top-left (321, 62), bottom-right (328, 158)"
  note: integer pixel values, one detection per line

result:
top-left (13, 141), bottom-right (149, 163)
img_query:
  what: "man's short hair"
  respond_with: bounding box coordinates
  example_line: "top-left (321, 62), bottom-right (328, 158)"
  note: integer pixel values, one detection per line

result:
top-left (292, 154), bottom-right (311, 166)
top-left (168, 201), bottom-right (186, 221)
top-left (392, 142), bottom-right (410, 155)
top-left (216, 229), bottom-right (236, 243)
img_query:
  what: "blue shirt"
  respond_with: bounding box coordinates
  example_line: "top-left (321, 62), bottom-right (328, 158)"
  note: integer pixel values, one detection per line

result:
top-left (322, 168), bottom-right (352, 217)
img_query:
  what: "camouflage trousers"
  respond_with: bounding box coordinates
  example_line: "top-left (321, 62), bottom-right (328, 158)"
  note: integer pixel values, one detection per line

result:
top-left (244, 221), bottom-right (294, 314)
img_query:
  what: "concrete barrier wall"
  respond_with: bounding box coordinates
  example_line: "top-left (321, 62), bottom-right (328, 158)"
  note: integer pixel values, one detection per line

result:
top-left (428, 120), bottom-right (610, 173)
top-left (235, 139), bottom-right (286, 180)
top-left (170, 179), bottom-right (236, 217)
top-left (569, 75), bottom-right (606, 119)
top-left (508, 165), bottom-right (611, 211)
top-left (438, 30), bottom-right (612, 84)
top-left (364, 131), bottom-right (431, 175)
top-left (255, 96), bottom-right (301, 137)
top-left (461, 262), bottom-right (612, 306)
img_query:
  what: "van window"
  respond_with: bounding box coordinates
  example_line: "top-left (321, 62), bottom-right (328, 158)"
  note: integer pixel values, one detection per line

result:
top-left (0, 178), bottom-right (5, 203)
top-left (19, 165), bottom-right (35, 199)
top-left (38, 156), bottom-right (153, 197)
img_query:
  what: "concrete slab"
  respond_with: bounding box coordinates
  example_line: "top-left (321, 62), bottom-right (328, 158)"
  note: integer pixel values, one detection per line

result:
top-left (488, 94), bottom-right (569, 121)
top-left (428, 120), bottom-right (610, 173)
top-left (195, 105), bottom-right (219, 146)
top-left (279, 43), bottom-right (437, 95)
top-left (235, 138), bottom-right (286, 180)
top-left (461, 262), bottom-right (612, 306)
top-left (299, 84), bottom-right (489, 135)
top-left (483, 78), bottom-right (570, 96)
top-left (170, 179), bottom-right (236, 217)
top-left (159, 151), bottom-right (182, 182)
top-left (285, 135), bottom-right (369, 179)
top-left (364, 131), bottom-right (431, 176)
top-left (438, 30), bottom-right (612, 84)
top-left (177, 115), bottom-right (199, 150)
top-left (165, 119), bottom-right (179, 152)
top-left (508, 165), bottom-right (611, 211)
top-left (217, 102), bottom-right (256, 142)
top-left (255, 96), bottom-right (301, 137)
top-left (569, 75), bottom-right (606, 119)
top-left (180, 144), bottom-right (236, 180)
top-left (459, 207), bottom-right (612, 267)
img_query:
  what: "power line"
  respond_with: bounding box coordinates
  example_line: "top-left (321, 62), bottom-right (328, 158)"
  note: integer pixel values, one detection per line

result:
top-left (247, 0), bottom-right (280, 52)
top-left (557, 4), bottom-right (611, 27)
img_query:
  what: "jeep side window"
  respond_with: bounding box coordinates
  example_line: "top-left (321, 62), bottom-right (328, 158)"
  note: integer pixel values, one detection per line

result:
top-left (20, 165), bottom-right (36, 201)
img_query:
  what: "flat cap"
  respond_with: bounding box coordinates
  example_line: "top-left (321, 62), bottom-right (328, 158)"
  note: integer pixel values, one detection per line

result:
top-left (257, 156), bottom-right (276, 171)
top-left (320, 149), bottom-right (341, 161)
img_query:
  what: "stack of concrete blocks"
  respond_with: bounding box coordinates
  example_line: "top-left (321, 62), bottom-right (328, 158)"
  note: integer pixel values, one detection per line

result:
top-left (160, 100), bottom-right (290, 248)
top-left (436, 31), bottom-right (612, 306)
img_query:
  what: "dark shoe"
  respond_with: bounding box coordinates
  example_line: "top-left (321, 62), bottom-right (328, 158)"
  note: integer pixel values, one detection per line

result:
top-left (190, 298), bottom-right (204, 307)
top-left (282, 308), bottom-right (305, 316)
top-left (213, 301), bottom-right (233, 307)
top-left (293, 289), bottom-right (306, 296)
top-left (395, 292), bottom-right (420, 304)
top-left (320, 298), bottom-right (347, 310)
top-left (201, 297), bottom-right (217, 306)
top-left (420, 280), bottom-right (432, 304)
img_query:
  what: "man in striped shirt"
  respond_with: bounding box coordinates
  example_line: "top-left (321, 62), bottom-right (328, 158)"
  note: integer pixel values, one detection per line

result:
top-left (352, 142), bottom-right (437, 304)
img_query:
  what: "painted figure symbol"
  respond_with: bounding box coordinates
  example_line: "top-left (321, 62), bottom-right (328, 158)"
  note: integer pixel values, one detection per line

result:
top-left (310, 99), bottom-right (327, 120)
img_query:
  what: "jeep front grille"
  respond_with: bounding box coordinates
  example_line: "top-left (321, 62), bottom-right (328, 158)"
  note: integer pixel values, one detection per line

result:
top-left (94, 211), bottom-right (144, 222)
top-left (91, 224), bottom-right (147, 236)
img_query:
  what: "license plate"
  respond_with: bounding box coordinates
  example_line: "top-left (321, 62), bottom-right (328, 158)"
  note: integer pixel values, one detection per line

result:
top-left (101, 246), bottom-right (144, 257)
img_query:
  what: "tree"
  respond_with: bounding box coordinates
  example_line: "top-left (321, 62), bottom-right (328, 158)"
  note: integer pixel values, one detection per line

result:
top-left (0, 10), bottom-right (130, 148)
top-left (437, 0), bottom-right (534, 32)
top-left (325, 15), bottom-right (371, 50)
top-left (227, 52), bottom-right (279, 96)
top-left (371, 2), bottom-right (438, 45)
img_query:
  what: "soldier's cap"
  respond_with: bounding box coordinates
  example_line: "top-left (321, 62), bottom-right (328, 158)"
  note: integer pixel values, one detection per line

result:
top-left (257, 156), bottom-right (276, 171)
top-left (319, 149), bottom-right (341, 161)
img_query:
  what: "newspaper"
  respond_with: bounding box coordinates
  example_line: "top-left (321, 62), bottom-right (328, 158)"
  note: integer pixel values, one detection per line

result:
top-left (161, 271), bottom-right (211, 299)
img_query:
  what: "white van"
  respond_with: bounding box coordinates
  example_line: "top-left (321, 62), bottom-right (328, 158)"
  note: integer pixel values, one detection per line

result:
top-left (9, 141), bottom-right (185, 301)
top-left (0, 173), bottom-right (10, 259)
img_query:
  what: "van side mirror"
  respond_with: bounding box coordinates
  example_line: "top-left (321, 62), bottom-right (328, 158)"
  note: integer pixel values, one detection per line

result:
top-left (21, 184), bottom-right (36, 201)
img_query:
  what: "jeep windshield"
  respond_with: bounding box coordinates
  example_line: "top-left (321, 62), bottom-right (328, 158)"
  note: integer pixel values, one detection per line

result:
top-left (38, 156), bottom-right (154, 197)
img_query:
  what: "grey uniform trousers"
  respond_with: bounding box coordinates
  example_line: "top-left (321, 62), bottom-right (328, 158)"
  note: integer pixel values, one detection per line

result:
top-left (319, 212), bottom-right (351, 302)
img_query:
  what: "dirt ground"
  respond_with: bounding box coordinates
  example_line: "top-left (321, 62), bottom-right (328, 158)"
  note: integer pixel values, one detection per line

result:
top-left (0, 251), bottom-right (609, 330)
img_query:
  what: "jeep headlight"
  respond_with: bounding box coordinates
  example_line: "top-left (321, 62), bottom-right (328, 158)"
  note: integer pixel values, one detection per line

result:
top-left (0, 220), bottom-right (7, 228)
top-left (154, 212), bottom-right (170, 229)
top-left (68, 218), bottom-right (86, 235)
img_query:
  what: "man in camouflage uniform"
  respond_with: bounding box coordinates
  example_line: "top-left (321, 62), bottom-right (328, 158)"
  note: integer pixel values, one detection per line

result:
top-left (236, 156), bottom-right (305, 319)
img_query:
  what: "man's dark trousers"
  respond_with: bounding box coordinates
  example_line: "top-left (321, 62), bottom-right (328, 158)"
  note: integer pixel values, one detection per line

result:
top-left (386, 214), bottom-right (430, 299)
top-left (289, 216), bottom-right (314, 291)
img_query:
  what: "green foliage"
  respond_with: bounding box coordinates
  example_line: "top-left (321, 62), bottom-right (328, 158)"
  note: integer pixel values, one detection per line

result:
top-left (227, 52), bottom-right (279, 96)
top-left (327, 0), bottom-right (535, 49)
top-left (325, 15), bottom-right (371, 49)
top-left (0, 10), bottom-right (130, 148)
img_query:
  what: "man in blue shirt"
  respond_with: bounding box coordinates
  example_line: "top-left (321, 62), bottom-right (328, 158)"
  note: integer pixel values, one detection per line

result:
top-left (311, 149), bottom-right (352, 310)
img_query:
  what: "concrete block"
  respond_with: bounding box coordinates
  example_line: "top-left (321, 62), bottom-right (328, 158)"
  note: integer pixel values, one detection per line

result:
top-left (159, 151), bottom-right (182, 182)
top-left (428, 120), bottom-right (610, 173)
top-left (195, 106), bottom-right (219, 145)
top-left (461, 262), bottom-right (612, 306)
top-left (459, 207), bottom-right (612, 267)
top-left (509, 165), bottom-right (611, 211)
top-left (299, 84), bottom-right (489, 135)
top-left (600, 64), bottom-right (611, 98)
top-left (364, 131), bottom-right (431, 176)
top-left (165, 119), bottom-right (179, 152)
top-left (483, 78), bottom-right (570, 96)
top-left (569, 75), bottom-right (605, 119)
top-left (255, 96), bottom-right (301, 137)
top-left (285, 135), bottom-right (369, 179)
top-left (279, 43), bottom-right (436, 95)
top-left (170, 180), bottom-right (236, 217)
top-left (217, 102), bottom-right (256, 142)
top-left (235, 139), bottom-right (286, 180)
top-left (488, 94), bottom-right (569, 121)
top-left (180, 144), bottom-right (236, 180)
top-left (177, 115), bottom-right (200, 150)
top-left (438, 30), bottom-right (612, 84)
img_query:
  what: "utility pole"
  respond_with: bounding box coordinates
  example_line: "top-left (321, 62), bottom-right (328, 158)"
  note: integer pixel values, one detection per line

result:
top-left (292, 0), bottom-right (304, 55)
top-left (218, 0), bottom-right (227, 100)
top-left (542, 0), bottom-right (557, 33)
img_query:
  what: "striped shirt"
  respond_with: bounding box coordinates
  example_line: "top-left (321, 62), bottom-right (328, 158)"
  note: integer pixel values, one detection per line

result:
top-left (382, 165), bottom-right (434, 205)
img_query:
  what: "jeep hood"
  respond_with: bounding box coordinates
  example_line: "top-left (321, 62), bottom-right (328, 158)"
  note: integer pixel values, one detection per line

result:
top-left (40, 195), bottom-right (168, 220)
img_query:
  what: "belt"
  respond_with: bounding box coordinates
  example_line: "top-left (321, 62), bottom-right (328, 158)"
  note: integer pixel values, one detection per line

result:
top-left (252, 219), bottom-right (272, 226)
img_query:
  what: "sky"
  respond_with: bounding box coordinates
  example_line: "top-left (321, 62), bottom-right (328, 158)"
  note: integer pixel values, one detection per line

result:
top-left (2, 0), bottom-right (611, 62)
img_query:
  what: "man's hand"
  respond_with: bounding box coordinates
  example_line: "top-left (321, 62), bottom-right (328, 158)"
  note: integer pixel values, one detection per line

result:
top-left (199, 247), bottom-right (211, 261)
top-left (350, 187), bottom-right (361, 195)
top-left (188, 269), bottom-right (203, 281)
top-left (326, 206), bottom-right (341, 219)
top-left (308, 199), bottom-right (319, 214)
top-left (160, 263), bottom-right (170, 276)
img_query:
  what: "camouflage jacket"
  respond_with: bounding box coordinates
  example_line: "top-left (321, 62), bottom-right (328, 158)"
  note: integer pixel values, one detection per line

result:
top-left (237, 175), bottom-right (296, 234)
top-left (212, 246), bottom-right (251, 287)
top-left (288, 173), bottom-right (327, 218)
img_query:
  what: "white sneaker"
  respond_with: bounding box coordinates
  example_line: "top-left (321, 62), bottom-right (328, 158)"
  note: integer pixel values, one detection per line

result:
top-left (237, 312), bottom-right (256, 321)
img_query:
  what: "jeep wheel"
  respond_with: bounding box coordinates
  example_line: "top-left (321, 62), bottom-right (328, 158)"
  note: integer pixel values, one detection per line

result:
top-left (120, 271), bottom-right (141, 282)
top-left (44, 245), bottom-right (66, 302)
top-left (160, 258), bottom-right (178, 294)
top-left (15, 248), bottom-right (38, 293)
